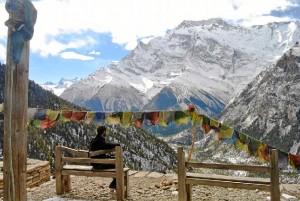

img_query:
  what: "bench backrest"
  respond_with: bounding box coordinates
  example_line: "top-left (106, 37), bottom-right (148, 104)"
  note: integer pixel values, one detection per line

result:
top-left (55, 146), bottom-right (127, 200)
top-left (55, 146), bottom-right (124, 171)
top-left (178, 147), bottom-right (278, 174)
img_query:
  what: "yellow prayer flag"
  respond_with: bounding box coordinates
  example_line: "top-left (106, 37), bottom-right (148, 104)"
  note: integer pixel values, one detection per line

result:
top-left (220, 124), bottom-right (234, 139)
top-left (174, 111), bottom-right (189, 125)
top-left (210, 118), bottom-right (220, 128)
top-left (84, 112), bottom-right (95, 124)
top-left (106, 113), bottom-right (121, 125)
top-left (121, 112), bottom-right (132, 127)
top-left (190, 110), bottom-right (201, 125)
top-left (46, 109), bottom-right (60, 121)
top-left (235, 139), bottom-right (248, 151)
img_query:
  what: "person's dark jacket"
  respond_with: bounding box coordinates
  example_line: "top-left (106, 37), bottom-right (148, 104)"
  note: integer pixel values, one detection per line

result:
top-left (89, 135), bottom-right (120, 169)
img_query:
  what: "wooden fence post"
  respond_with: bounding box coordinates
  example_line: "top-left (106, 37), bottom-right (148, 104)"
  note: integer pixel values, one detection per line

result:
top-left (3, 1), bottom-right (36, 200)
top-left (115, 146), bottom-right (125, 201)
top-left (178, 147), bottom-right (187, 201)
top-left (55, 146), bottom-right (63, 194)
top-left (270, 149), bottom-right (280, 201)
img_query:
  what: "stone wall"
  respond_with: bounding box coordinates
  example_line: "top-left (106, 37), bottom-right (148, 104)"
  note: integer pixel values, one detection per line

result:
top-left (0, 158), bottom-right (51, 197)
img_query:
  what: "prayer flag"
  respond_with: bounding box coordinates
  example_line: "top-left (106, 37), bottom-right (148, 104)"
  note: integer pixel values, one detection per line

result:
top-left (210, 118), bottom-right (220, 128)
top-left (289, 153), bottom-right (300, 171)
top-left (41, 110), bottom-right (59, 129)
top-left (31, 119), bottom-right (42, 127)
top-left (189, 110), bottom-right (200, 125)
top-left (131, 112), bottom-right (144, 127)
top-left (201, 115), bottom-right (211, 134)
top-left (247, 137), bottom-right (261, 157)
top-left (257, 143), bottom-right (270, 162)
top-left (84, 111), bottom-right (95, 124)
top-left (174, 111), bottom-right (189, 125)
top-left (159, 111), bottom-right (175, 127)
top-left (121, 112), bottom-right (132, 127)
top-left (71, 111), bottom-right (87, 121)
top-left (94, 112), bottom-right (105, 124)
top-left (60, 110), bottom-right (73, 122)
top-left (34, 108), bottom-right (47, 120)
top-left (220, 124), bottom-right (234, 140)
top-left (145, 112), bottom-right (160, 125)
top-left (235, 132), bottom-right (248, 151)
top-left (106, 112), bottom-right (121, 125)
top-left (221, 129), bottom-right (237, 144)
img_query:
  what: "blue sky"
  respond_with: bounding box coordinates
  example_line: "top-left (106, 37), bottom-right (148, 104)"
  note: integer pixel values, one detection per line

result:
top-left (0, 0), bottom-right (300, 84)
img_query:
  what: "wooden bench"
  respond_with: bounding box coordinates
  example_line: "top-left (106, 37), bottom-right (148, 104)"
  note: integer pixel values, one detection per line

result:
top-left (55, 145), bottom-right (129, 201)
top-left (177, 147), bottom-right (280, 201)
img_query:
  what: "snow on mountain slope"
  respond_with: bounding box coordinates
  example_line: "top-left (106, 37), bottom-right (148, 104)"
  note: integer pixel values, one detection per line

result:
top-left (217, 43), bottom-right (300, 155)
top-left (61, 19), bottom-right (300, 115)
top-left (40, 78), bottom-right (79, 96)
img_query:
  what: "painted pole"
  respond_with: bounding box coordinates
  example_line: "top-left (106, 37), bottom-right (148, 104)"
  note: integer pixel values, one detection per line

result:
top-left (3, 0), bottom-right (36, 200)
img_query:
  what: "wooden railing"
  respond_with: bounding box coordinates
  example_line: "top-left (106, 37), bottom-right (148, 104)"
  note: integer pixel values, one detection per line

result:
top-left (177, 147), bottom-right (280, 201)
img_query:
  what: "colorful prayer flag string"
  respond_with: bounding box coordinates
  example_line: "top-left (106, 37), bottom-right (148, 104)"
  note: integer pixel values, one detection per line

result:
top-left (2, 106), bottom-right (300, 171)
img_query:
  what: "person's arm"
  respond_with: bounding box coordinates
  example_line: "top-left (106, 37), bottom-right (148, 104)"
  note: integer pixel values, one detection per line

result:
top-left (102, 141), bottom-right (120, 150)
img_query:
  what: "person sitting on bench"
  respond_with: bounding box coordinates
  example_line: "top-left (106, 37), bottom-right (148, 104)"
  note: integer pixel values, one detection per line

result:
top-left (89, 125), bottom-right (121, 189)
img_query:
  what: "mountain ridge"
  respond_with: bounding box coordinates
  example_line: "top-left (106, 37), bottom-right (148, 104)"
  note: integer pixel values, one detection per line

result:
top-left (61, 19), bottom-right (300, 117)
top-left (216, 43), bottom-right (300, 155)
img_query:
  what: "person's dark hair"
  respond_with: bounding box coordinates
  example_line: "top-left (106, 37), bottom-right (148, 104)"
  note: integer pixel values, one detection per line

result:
top-left (97, 126), bottom-right (106, 136)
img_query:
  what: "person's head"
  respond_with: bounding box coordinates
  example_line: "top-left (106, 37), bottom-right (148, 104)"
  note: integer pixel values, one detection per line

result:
top-left (97, 126), bottom-right (107, 138)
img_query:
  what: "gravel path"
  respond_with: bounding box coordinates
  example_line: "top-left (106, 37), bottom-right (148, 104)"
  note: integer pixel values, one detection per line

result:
top-left (24, 172), bottom-right (298, 201)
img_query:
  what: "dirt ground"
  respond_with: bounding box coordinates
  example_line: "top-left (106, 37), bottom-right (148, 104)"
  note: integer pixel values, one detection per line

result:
top-left (23, 172), bottom-right (300, 201)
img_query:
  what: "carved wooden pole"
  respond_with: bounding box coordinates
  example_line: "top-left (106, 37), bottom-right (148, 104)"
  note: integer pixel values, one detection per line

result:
top-left (3, 0), bottom-right (36, 200)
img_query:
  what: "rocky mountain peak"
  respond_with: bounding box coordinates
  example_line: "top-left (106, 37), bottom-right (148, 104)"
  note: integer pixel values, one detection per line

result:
top-left (61, 19), bottom-right (300, 116)
top-left (175, 18), bottom-right (232, 30)
top-left (217, 44), bottom-right (300, 154)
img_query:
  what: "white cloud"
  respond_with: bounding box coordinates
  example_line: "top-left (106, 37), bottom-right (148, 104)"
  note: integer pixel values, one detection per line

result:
top-left (0, 0), bottom-right (299, 63)
top-left (33, 35), bottom-right (96, 57)
top-left (60, 51), bottom-right (95, 60)
top-left (0, 43), bottom-right (5, 62)
top-left (89, 50), bottom-right (101, 56)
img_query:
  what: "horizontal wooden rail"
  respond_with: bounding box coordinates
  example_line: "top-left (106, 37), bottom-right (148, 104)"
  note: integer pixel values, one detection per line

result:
top-left (59, 146), bottom-right (89, 157)
top-left (187, 173), bottom-right (270, 184)
top-left (61, 157), bottom-right (116, 164)
top-left (186, 177), bottom-right (271, 191)
top-left (186, 161), bottom-right (270, 172)
top-left (89, 148), bottom-right (115, 157)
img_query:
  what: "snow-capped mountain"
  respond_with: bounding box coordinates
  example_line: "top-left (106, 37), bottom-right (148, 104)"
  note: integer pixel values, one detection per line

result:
top-left (61, 19), bottom-right (300, 116)
top-left (40, 78), bottom-right (79, 96)
top-left (217, 43), bottom-right (300, 155)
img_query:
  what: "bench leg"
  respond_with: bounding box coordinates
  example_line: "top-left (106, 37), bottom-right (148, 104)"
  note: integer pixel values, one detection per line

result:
top-left (125, 171), bottom-right (129, 198)
top-left (187, 184), bottom-right (192, 201)
top-left (63, 175), bottom-right (71, 193)
top-left (116, 175), bottom-right (125, 201)
top-left (55, 172), bottom-right (63, 195)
